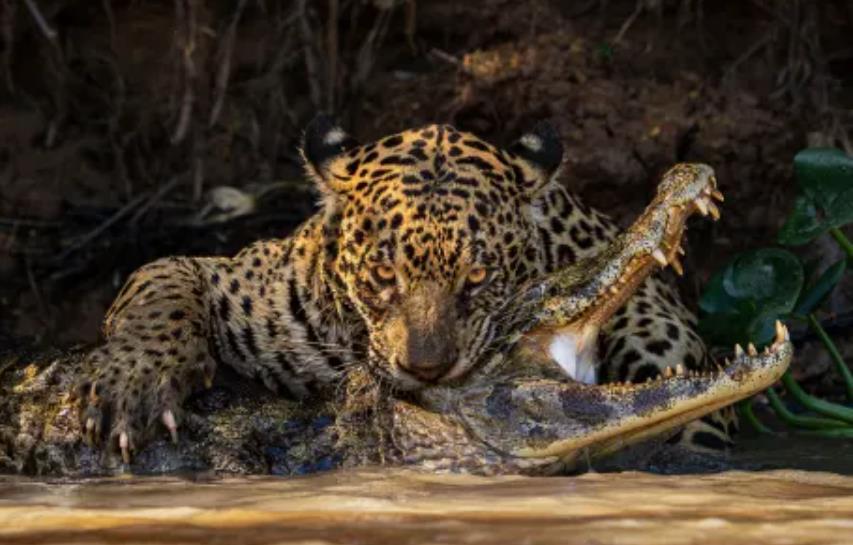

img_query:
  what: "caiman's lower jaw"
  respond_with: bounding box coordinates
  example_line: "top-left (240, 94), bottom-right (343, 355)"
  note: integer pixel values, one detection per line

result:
top-left (516, 321), bottom-right (793, 464)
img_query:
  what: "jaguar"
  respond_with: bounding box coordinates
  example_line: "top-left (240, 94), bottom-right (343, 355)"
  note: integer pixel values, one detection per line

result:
top-left (76, 115), bottom-right (733, 463)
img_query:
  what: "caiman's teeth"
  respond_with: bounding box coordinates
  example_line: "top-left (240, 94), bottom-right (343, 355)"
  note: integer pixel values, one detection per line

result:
top-left (668, 206), bottom-right (682, 224)
top-left (747, 343), bottom-right (758, 356)
top-left (675, 363), bottom-right (685, 376)
top-left (676, 245), bottom-right (686, 256)
top-left (708, 201), bottom-right (721, 221)
top-left (663, 366), bottom-right (674, 378)
top-left (670, 256), bottom-right (684, 276)
top-left (724, 358), bottom-right (731, 366)
top-left (694, 198), bottom-right (709, 216)
top-left (711, 189), bottom-right (724, 202)
top-left (774, 320), bottom-right (788, 344)
top-left (652, 249), bottom-right (668, 266)
top-left (763, 346), bottom-right (770, 355)
top-left (734, 344), bottom-right (745, 359)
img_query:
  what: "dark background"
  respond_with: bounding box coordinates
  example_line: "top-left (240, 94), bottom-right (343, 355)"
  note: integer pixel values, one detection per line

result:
top-left (0, 1), bottom-right (851, 392)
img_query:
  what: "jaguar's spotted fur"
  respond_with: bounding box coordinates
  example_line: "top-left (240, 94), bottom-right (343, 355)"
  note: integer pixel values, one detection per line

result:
top-left (76, 116), bottom-right (732, 461)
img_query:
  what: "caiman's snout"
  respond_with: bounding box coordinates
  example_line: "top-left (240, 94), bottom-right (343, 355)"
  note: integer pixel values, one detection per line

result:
top-left (387, 284), bottom-right (458, 383)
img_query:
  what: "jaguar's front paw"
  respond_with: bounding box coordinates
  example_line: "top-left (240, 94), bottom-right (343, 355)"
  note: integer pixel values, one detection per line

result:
top-left (73, 343), bottom-right (205, 463)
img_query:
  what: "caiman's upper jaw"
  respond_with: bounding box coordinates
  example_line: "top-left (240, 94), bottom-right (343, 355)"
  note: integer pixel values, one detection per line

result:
top-left (553, 163), bottom-right (724, 330)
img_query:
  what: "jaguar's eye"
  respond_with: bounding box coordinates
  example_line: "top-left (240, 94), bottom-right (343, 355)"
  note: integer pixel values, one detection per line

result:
top-left (374, 264), bottom-right (397, 283)
top-left (466, 267), bottom-right (489, 286)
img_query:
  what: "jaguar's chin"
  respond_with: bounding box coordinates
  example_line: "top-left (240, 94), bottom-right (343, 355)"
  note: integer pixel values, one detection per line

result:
top-left (441, 355), bottom-right (477, 383)
top-left (374, 354), bottom-right (474, 391)
top-left (366, 350), bottom-right (435, 391)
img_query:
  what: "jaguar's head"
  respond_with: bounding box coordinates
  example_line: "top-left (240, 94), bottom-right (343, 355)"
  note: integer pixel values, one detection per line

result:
top-left (302, 115), bottom-right (563, 389)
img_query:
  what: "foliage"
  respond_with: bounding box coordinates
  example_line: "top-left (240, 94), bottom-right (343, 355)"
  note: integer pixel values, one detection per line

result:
top-left (700, 147), bottom-right (853, 436)
top-left (699, 248), bottom-right (803, 346)
top-left (778, 149), bottom-right (853, 246)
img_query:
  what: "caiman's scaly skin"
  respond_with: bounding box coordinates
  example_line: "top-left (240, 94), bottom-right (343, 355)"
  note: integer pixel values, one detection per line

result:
top-left (337, 164), bottom-right (793, 475)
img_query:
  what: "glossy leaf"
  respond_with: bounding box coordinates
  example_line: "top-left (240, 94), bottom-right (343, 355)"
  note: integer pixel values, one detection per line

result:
top-left (778, 148), bottom-right (853, 245)
top-left (794, 259), bottom-right (846, 316)
top-left (777, 196), bottom-right (825, 246)
top-left (699, 248), bottom-right (803, 346)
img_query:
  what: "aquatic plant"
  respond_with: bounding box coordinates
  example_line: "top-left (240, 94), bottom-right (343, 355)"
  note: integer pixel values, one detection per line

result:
top-left (699, 147), bottom-right (853, 437)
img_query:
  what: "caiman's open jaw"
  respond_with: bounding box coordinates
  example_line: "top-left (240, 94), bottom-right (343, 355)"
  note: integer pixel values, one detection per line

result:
top-left (415, 163), bottom-right (792, 474)
top-left (513, 163), bottom-right (725, 385)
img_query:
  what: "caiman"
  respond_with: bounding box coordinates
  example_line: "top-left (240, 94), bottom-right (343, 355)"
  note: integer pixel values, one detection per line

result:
top-left (0, 160), bottom-right (792, 476)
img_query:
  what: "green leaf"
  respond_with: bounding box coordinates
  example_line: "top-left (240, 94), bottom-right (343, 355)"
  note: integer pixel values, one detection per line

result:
top-left (699, 248), bottom-right (803, 347)
top-left (794, 258), bottom-right (846, 315)
top-left (796, 148), bottom-right (853, 204)
top-left (777, 196), bottom-right (826, 245)
top-left (779, 148), bottom-right (853, 246)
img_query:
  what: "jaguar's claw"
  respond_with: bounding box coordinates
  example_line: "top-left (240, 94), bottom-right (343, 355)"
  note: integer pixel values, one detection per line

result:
top-left (119, 431), bottom-right (131, 464)
top-left (162, 410), bottom-right (179, 444)
top-left (85, 417), bottom-right (96, 444)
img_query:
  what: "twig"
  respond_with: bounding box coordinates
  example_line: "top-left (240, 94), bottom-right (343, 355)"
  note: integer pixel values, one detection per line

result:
top-left (403, 0), bottom-right (416, 51)
top-left (93, 51), bottom-right (132, 199)
top-left (22, 0), bottom-right (56, 42)
top-left (428, 48), bottom-right (461, 67)
top-left (723, 31), bottom-right (775, 84)
top-left (613, 0), bottom-right (644, 44)
top-left (192, 141), bottom-right (204, 203)
top-left (171, 0), bottom-right (198, 144)
top-left (25, 257), bottom-right (49, 330)
top-left (564, 0), bottom-right (600, 19)
top-left (297, 0), bottom-right (323, 109)
top-left (1, 0), bottom-right (15, 93)
top-left (0, 216), bottom-right (61, 228)
top-left (352, 8), bottom-right (391, 96)
top-left (129, 177), bottom-right (183, 226)
top-left (209, 0), bottom-right (248, 128)
top-left (55, 192), bottom-right (150, 262)
top-left (326, 0), bottom-right (339, 111)
top-left (101, 0), bottom-right (116, 51)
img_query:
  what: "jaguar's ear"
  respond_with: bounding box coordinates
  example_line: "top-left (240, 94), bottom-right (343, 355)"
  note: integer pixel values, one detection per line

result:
top-left (301, 113), bottom-right (360, 194)
top-left (508, 120), bottom-right (564, 195)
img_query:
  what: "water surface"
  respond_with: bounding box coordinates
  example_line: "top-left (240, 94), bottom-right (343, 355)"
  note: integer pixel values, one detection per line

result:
top-left (2, 434), bottom-right (853, 545)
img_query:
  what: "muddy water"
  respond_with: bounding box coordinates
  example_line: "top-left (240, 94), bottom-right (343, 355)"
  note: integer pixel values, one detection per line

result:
top-left (2, 436), bottom-right (853, 545)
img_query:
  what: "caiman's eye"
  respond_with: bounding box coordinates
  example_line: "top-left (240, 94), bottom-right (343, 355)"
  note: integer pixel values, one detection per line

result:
top-left (373, 264), bottom-right (397, 283)
top-left (465, 267), bottom-right (489, 287)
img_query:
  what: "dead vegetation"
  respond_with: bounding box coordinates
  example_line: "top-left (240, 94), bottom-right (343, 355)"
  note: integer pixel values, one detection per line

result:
top-left (0, 0), bottom-right (851, 345)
